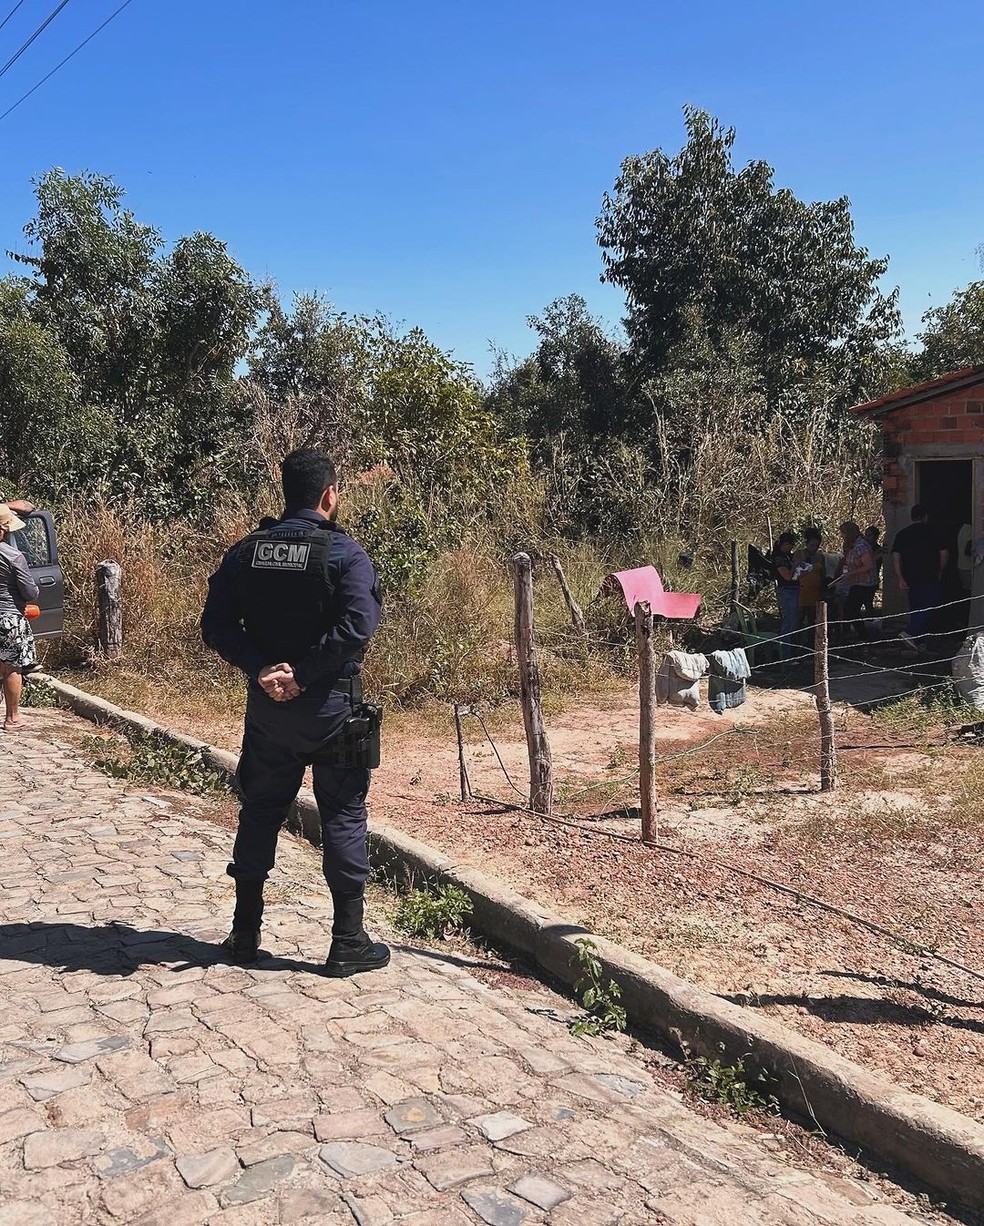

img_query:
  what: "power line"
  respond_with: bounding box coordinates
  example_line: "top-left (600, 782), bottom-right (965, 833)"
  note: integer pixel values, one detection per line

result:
top-left (0, 0), bottom-right (71, 82)
top-left (0, 0), bottom-right (134, 124)
top-left (0, 0), bottom-right (30, 36)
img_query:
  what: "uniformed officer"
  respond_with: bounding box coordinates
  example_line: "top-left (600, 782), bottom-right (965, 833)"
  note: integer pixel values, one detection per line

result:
top-left (201, 448), bottom-right (389, 976)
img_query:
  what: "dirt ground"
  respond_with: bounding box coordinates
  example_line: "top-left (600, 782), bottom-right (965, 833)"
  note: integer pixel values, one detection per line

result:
top-left (59, 657), bottom-right (984, 1128)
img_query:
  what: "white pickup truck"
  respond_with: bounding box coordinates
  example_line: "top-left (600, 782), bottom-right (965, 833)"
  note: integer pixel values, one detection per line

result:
top-left (11, 510), bottom-right (64, 639)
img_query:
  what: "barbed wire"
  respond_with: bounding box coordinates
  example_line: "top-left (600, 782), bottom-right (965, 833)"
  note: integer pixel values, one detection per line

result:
top-left (458, 762), bottom-right (984, 989)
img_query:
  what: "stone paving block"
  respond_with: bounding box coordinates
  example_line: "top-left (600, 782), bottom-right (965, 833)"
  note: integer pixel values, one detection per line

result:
top-left (97, 998), bottom-right (150, 1024)
top-left (363, 1070), bottom-right (418, 1106)
top-left (509, 1172), bottom-right (573, 1211)
top-left (384, 1097), bottom-right (444, 1135)
top-left (175, 1147), bottom-right (240, 1188)
top-left (128, 1189), bottom-right (218, 1226)
top-left (468, 1111), bottom-right (533, 1143)
top-left (144, 1010), bottom-right (198, 1035)
top-left (415, 1145), bottom-right (496, 1191)
top-left (314, 1108), bottom-right (387, 1141)
top-left (236, 1129), bottom-right (317, 1166)
top-left (319, 1140), bottom-right (401, 1177)
top-left (150, 1035), bottom-right (199, 1060)
top-left (461, 1186), bottom-right (530, 1225)
top-left (167, 1054), bottom-right (225, 1084)
top-left (94, 1136), bottom-right (171, 1179)
top-left (0, 1200), bottom-right (57, 1226)
top-left (277, 1188), bottom-right (349, 1223)
top-left (97, 1050), bottom-right (175, 1101)
top-left (54, 1035), bottom-right (131, 1064)
top-left (121, 1093), bottom-right (193, 1137)
top-left (221, 1154), bottom-right (294, 1205)
top-left (593, 1073), bottom-right (646, 1098)
top-left (166, 1105), bottom-right (252, 1152)
top-left (517, 1047), bottom-right (570, 1076)
top-left (23, 1126), bottom-right (105, 1168)
top-left (0, 1105), bottom-right (47, 1143)
top-left (20, 1063), bottom-right (91, 1101)
top-left (249, 1091), bottom-right (320, 1130)
top-left (99, 1160), bottom-right (200, 1221)
top-left (408, 1124), bottom-right (469, 1152)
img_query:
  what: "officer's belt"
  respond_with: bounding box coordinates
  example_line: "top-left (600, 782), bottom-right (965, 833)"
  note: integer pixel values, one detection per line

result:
top-left (331, 676), bottom-right (363, 703)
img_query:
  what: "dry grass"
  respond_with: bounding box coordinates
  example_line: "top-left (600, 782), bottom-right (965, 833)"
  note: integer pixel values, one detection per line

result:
top-left (37, 407), bottom-right (885, 719)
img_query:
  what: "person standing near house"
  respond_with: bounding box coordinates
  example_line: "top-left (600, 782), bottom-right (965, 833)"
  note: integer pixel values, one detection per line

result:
top-left (891, 504), bottom-right (948, 650)
top-left (771, 532), bottom-right (800, 661)
top-left (796, 528), bottom-right (825, 633)
top-left (836, 522), bottom-right (875, 638)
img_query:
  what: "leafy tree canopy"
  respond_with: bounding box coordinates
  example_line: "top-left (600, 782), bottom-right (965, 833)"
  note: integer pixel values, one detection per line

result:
top-left (912, 281), bottom-right (984, 381)
top-left (1, 169), bottom-right (259, 511)
top-left (596, 107), bottom-right (901, 406)
top-left (488, 295), bottom-right (637, 443)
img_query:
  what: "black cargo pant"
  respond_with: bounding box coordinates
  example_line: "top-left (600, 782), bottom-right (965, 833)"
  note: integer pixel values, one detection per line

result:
top-left (228, 689), bottom-right (370, 897)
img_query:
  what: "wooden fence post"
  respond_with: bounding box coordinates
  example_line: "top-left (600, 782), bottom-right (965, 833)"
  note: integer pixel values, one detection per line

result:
top-left (729, 540), bottom-right (740, 614)
top-left (547, 553), bottom-right (586, 637)
top-left (453, 703), bottom-right (472, 801)
top-left (634, 600), bottom-right (658, 842)
top-left (96, 560), bottom-right (123, 660)
top-left (814, 603), bottom-right (837, 791)
top-left (512, 552), bottom-right (553, 815)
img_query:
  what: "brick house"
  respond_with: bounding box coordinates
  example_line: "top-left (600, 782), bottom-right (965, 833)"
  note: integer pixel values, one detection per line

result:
top-left (852, 366), bottom-right (984, 614)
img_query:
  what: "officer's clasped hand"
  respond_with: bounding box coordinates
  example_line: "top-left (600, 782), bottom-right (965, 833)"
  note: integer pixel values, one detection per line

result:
top-left (258, 663), bottom-right (303, 703)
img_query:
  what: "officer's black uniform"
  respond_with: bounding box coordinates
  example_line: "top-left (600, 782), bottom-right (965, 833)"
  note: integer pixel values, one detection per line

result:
top-left (201, 507), bottom-right (384, 972)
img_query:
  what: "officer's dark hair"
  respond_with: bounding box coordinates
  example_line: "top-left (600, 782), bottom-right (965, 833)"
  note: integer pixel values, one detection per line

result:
top-left (282, 449), bottom-right (337, 511)
top-left (911, 503), bottom-right (928, 521)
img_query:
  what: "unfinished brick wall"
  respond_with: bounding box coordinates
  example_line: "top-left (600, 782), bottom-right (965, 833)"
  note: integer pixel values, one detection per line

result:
top-left (878, 390), bottom-right (984, 507)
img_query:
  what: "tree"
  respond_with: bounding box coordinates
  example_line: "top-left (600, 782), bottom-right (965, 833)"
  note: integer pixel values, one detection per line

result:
top-left (487, 295), bottom-right (637, 442)
top-left (596, 108), bottom-right (901, 407)
top-left (2, 169), bottom-right (259, 511)
top-left (912, 281), bottom-right (984, 380)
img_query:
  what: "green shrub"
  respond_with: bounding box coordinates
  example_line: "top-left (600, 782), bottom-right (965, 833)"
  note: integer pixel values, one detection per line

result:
top-left (568, 937), bottom-right (627, 1037)
top-left (393, 883), bottom-right (473, 940)
top-left (86, 730), bottom-right (225, 796)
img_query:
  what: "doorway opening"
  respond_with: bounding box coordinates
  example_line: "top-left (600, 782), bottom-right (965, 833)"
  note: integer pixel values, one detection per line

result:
top-left (916, 458), bottom-right (973, 627)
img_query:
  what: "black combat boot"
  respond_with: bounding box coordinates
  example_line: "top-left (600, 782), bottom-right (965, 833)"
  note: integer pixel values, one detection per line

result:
top-left (221, 878), bottom-right (264, 963)
top-left (324, 892), bottom-right (390, 977)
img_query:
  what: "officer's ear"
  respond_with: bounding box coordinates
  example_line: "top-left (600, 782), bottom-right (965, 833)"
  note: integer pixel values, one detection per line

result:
top-left (320, 484), bottom-right (339, 519)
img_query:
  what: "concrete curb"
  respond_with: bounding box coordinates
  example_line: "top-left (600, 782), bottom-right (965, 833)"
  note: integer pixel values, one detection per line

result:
top-left (33, 673), bottom-right (984, 1212)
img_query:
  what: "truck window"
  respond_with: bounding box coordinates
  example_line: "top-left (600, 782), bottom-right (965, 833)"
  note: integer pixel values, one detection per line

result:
top-left (12, 518), bottom-right (52, 568)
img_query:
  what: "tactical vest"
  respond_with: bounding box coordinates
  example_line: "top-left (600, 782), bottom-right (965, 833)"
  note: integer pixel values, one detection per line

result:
top-left (232, 520), bottom-right (344, 665)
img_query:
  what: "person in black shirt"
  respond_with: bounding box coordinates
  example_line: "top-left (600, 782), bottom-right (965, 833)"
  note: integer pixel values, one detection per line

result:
top-left (771, 532), bottom-right (800, 661)
top-left (891, 504), bottom-right (948, 648)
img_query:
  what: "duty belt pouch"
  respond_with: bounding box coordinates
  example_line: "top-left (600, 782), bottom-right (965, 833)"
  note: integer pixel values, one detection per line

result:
top-left (322, 703), bottom-right (383, 770)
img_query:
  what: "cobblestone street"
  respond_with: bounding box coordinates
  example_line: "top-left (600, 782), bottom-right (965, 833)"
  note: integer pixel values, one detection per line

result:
top-left (0, 710), bottom-right (924, 1225)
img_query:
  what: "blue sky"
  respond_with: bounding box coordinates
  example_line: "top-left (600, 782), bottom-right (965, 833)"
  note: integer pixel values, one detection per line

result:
top-left (1, 0), bottom-right (982, 377)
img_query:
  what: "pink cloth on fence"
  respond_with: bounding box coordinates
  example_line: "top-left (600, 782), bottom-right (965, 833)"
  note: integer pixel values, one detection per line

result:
top-left (609, 566), bottom-right (701, 620)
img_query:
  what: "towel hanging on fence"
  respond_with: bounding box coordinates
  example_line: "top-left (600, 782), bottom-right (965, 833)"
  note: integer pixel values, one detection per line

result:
top-left (707, 647), bottom-right (751, 714)
top-left (656, 650), bottom-right (709, 711)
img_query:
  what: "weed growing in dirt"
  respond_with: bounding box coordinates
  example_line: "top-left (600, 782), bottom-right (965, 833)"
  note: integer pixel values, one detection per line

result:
top-left (21, 679), bottom-right (58, 708)
top-left (684, 1043), bottom-right (777, 1116)
top-left (568, 937), bottom-right (627, 1038)
top-left (393, 883), bottom-right (473, 940)
top-left (85, 732), bottom-right (225, 796)
top-left (871, 688), bottom-right (964, 739)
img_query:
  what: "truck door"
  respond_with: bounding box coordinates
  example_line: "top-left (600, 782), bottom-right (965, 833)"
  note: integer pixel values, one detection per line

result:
top-left (12, 511), bottom-right (64, 639)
